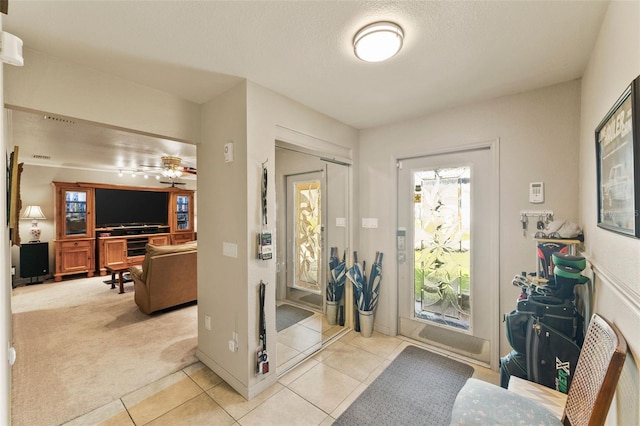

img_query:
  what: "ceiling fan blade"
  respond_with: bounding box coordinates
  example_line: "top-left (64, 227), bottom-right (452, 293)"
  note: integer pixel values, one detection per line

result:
top-left (159, 180), bottom-right (186, 187)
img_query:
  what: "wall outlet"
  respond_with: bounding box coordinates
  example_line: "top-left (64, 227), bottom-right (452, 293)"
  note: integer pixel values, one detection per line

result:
top-left (204, 315), bottom-right (211, 331)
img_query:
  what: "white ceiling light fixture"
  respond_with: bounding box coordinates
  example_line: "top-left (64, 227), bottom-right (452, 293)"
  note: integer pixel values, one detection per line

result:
top-left (353, 21), bottom-right (404, 63)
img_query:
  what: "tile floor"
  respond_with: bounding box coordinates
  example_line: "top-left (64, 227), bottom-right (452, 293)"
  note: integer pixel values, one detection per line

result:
top-left (276, 309), bottom-right (346, 375)
top-left (64, 331), bottom-right (499, 426)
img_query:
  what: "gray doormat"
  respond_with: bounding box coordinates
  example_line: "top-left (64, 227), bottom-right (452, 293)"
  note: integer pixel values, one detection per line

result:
top-left (299, 293), bottom-right (322, 306)
top-left (334, 345), bottom-right (474, 425)
top-left (276, 304), bottom-right (314, 332)
top-left (418, 325), bottom-right (487, 355)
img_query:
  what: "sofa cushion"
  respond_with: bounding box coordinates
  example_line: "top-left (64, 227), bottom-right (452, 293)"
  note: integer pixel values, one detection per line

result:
top-left (141, 241), bottom-right (197, 281)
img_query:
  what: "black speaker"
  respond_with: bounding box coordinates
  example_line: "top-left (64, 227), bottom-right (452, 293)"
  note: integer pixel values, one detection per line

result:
top-left (20, 242), bottom-right (49, 283)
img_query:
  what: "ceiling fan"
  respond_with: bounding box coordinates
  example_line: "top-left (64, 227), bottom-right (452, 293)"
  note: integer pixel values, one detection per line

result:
top-left (137, 155), bottom-right (197, 186)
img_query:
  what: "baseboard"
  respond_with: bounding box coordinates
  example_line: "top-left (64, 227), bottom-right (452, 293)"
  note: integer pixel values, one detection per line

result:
top-left (195, 348), bottom-right (277, 400)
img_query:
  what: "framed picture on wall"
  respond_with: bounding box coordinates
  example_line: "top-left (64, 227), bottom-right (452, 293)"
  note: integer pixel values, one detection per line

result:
top-left (595, 76), bottom-right (640, 237)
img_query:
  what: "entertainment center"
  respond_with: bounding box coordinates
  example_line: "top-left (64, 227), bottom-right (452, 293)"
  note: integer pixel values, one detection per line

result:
top-left (52, 181), bottom-right (195, 281)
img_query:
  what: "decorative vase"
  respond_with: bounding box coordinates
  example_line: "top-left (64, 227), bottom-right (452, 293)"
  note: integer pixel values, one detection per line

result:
top-left (358, 309), bottom-right (374, 337)
top-left (326, 300), bottom-right (338, 325)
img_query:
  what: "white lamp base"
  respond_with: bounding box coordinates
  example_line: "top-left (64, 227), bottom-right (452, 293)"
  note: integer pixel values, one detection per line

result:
top-left (30, 225), bottom-right (41, 242)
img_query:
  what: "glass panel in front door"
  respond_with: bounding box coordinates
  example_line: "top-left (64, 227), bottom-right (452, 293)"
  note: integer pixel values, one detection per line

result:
top-left (413, 167), bottom-right (471, 330)
top-left (294, 179), bottom-right (321, 293)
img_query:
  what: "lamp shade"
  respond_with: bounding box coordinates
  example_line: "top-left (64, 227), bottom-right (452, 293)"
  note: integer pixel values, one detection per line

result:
top-left (21, 205), bottom-right (46, 220)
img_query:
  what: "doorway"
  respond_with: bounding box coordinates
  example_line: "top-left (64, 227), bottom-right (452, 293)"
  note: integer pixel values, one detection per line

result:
top-left (397, 143), bottom-right (499, 368)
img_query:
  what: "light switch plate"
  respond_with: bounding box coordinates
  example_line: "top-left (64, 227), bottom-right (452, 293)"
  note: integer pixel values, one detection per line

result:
top-left (223, 241), bottom-right (238, 258)
top-left (224, 142), bottom-right (234, 163)
top-left (362, 218), bottom-right (378, 228)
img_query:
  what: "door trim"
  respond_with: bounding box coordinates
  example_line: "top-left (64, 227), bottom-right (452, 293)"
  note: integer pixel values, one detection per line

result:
top-left (394, 139), bottom-right (500, 370)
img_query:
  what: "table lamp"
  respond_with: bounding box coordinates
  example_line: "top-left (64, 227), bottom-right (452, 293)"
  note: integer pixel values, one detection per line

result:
top-left (21, 205), bottom-right (46, 242)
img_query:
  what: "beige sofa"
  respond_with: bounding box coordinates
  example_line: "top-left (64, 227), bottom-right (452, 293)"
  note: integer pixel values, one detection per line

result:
top-left (129, 241), bottom-right (197, 314)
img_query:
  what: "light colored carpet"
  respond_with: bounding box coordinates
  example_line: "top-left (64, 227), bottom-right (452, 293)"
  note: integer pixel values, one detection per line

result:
top-left (11, 276), bottom-right (197, 426)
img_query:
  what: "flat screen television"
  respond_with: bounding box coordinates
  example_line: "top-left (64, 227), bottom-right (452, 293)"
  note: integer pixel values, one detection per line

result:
top-left (95, 188), bottom-right (169, 228)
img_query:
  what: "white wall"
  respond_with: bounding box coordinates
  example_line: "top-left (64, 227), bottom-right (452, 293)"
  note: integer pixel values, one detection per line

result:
top-left (580, 2), bottom-right (640, 293)
top-left (358, 80), bottom-right (582, 358)
top-left (197, 80), bottom-right (358, 399)
top-left (196, 82), bottom-right (251, 394)
top-left (5, 49), bottom-right (200, 143)
top-left (1, 15), bottom-right (12, 425)
top-left (579, 2), bottom-right (640, 424)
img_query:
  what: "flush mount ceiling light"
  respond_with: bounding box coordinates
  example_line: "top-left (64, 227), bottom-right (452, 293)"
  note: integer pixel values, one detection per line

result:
top-left (353, 21), bottom-right (404, 62)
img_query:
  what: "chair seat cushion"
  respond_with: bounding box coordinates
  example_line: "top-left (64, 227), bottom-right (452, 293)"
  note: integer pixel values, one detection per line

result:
top-left (507, 377), bottom-right (567, 419)
top-left (450, 378), bottom-right (562, 425)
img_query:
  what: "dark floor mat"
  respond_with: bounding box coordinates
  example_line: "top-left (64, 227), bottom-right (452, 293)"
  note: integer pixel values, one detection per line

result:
top-left (276, 304), bottom-right (314, 332)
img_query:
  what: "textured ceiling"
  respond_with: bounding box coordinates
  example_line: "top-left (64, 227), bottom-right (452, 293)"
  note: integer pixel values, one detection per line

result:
top-left (3, 1), bottom-right (609, 173)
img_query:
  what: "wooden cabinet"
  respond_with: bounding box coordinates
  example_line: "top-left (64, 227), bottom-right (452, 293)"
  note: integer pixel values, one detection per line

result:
top-left (149, 234), bottom-right (170, 245)
top-left (171, 190), bottom-right (195, 243)
top-left (96, 233), bottom-right (171, 275)
top-left (53, 183), bottom-right (94, 239)
top-left (52, 182), bottom-right (195, 280)
top-left (99, 238), bottom-right (127, 270)
top-left (172, 232), bottom-right (196, 245)
top-left (52, 182), bottom-right (96, 281)
top-left (54, 238), bottom-right (95, 281)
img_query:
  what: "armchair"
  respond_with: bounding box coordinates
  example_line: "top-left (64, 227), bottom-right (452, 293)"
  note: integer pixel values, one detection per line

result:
top-left (129, 241), bottom-right (197, 314)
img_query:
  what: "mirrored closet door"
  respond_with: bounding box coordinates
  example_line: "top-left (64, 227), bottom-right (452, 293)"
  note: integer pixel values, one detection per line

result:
top-left (275, 145), bottom-right (349, 375)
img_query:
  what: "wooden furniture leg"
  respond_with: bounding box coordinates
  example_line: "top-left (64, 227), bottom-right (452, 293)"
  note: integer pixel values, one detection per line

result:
top-left (118, 271), bottom-right (125, 294)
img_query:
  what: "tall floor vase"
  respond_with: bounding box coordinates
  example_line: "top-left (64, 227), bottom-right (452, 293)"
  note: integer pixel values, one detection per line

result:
top-left (326, 300), bottom-right (338, 325)
top-left (358, 309), bottom-right (374, 337)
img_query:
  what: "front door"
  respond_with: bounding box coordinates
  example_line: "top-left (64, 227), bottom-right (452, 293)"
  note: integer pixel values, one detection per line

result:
top-left (397, 144), bottom-right (499, 368)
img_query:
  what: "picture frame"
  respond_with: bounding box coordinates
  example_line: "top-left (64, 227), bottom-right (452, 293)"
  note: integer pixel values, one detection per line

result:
top-left (6, 146), bottom-right (23, 245)
top-left (595, 76), bottom-right (640, 237)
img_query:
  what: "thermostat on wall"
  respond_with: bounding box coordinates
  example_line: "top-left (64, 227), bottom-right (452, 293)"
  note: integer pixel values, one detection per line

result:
top-left (529, 182), bottom-right (544, 203)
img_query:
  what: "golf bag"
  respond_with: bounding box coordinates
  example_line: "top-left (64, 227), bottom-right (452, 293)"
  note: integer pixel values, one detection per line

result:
top-left (537, 241), bottom-right (568, 279)
top-left (501, 255), bottom-right (588, 393)
top-left (500, 350), bottom-right (527, 388)
top-left (516, 296), bottom-right (577, 340)
top-left (526, 319), bottom-right (581, 394)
